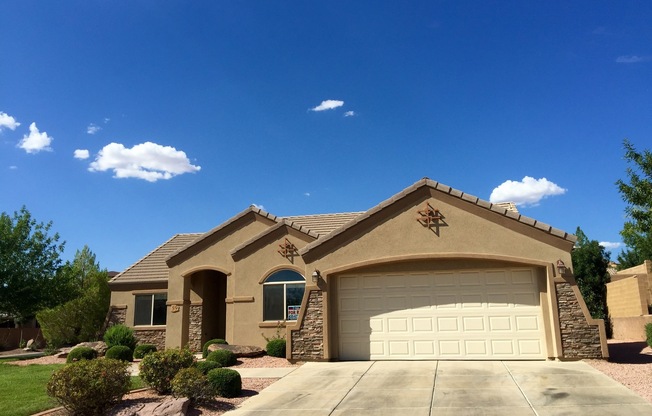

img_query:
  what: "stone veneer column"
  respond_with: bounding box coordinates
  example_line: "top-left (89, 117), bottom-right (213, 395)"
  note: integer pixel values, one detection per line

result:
top-left (291, 290), bottom-right (324, 360)
top-left (188, 304), bottom-right (203, 352)
top-left (107, 306), bottom-right (127, 326)
top-left (555, 282), bottom-right (603, 359)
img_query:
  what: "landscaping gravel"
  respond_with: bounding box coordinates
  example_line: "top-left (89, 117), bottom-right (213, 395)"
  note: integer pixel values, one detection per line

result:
top-left (584, 339), bottom-right (652, 404)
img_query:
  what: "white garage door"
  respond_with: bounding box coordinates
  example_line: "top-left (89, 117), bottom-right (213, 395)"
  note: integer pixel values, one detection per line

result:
top-left (338, 268), bottom-right (546, 360)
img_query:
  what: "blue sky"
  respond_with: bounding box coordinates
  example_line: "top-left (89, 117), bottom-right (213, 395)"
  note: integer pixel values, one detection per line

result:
top-left (1, 1), bottom-right (651, 271)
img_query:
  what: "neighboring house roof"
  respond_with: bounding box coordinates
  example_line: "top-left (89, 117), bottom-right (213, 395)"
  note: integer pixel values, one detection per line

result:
top-left (494, 202), bottom-right (518, 213)
top-left (111, 233), bottom-right (202, 283)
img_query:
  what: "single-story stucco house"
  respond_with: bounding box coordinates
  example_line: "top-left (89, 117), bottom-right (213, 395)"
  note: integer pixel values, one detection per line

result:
top-left (108, 178), bottom-right (608, 361)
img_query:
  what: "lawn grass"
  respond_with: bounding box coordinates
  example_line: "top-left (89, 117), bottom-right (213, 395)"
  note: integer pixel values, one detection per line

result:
top-left (0, 362), bottom-right (146, 416)
top-left (0, 363), bottom-right (63, 416)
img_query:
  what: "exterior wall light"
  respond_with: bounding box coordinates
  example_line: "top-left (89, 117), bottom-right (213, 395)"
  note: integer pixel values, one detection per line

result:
top-left (556, 259), bottom-right (567, 276)
top-left (311, 270), bottom-right (321, 284)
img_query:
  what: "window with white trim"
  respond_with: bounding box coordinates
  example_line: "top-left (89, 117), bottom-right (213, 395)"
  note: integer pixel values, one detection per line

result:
top-left (134, 293), bottom-right (167, 326)
top-left (263, 270), bottom-right (305, 321)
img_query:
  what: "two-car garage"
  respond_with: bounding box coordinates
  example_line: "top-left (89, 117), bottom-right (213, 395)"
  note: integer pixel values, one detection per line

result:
top-left (337, 268), bottom-right (547, 360)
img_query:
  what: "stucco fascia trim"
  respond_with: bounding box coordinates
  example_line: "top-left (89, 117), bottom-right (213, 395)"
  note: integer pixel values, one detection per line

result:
top-left (179, 265), bottom-right (231, 278)
top-left (131, 289), bottom-right (167, 295)
top-left (225, 296), bottom-right (255, 303)
top-left (299, 178), bottom-right (577, 260)
top-left (166, 300), bottom-right (189, 306)
top-left (166, 207), bottom-right (280, 266)
top-left (316, 252), bottom-right (554, 278)
top-left (108, 279), bottom-right (168, 289)
top-left (258, 265), bottom-right (307, 284)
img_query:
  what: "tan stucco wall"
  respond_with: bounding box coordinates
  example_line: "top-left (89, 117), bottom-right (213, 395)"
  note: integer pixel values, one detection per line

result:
top-left (165, 214), bottom-right (281, 349)
top-left (287, 189), bottom-right (578, 360)
top-left (607, 276), bottom-right (648, 318)
top-left (228, 227), bottom-right (314, 349)
top-left (611, 315), bottom-right (652, 340)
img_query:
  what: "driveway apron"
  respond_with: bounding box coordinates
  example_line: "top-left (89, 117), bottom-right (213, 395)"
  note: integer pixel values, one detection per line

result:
top-left (227, 360), bottom-right (652, 415)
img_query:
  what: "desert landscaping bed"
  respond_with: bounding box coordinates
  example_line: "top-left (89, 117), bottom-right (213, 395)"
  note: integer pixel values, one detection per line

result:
top-left (3, 352), bottom-right (299, 416)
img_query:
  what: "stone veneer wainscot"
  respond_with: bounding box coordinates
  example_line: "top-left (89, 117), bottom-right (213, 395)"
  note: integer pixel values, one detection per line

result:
top-left (556, 282), bottom-right (603, 359)
top-left (291, 290), bottom-right (324, 360)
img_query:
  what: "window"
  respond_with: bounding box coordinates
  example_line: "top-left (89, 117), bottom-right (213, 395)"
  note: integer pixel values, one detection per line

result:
top-left (263, 270), bottom-right (305, 321)
top-left (134, 293), bottom-right (167, 326)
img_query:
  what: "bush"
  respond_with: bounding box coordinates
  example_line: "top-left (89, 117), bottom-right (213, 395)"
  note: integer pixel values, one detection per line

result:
top-left (66, 346), bottom-right (98, 363)
top-left (266, 338), bottom-right (286, 358)
top-left (206, 349), bottom-right (236, 367)
top-left (139, 348), bottom-right (195, 394)
top-left (194, 360), bottom-right (222, 374)
top-left (207, 368), bottom-right (242, 398)
top-left (37, 271), bottom-right (110, 348)
top-left (171, 367), bottom-right (214, 403)
top-left (133, 344), bottom-right (157, 359)
top-left (106, 345), bottom-right (133, 362)
top-left (202, 338), bottom-right (228, 358)
top-left (47, 358), bottom-right (130, 416)
top-left (646, 323), bottom-right (652, 348)
top-left (103, 324), bottom-right (137, 351)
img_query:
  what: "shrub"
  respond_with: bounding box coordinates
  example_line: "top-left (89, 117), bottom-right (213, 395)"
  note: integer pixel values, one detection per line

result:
top-left (105, 345), bottom-right (133, 362)
top-left (37, 271), bottom-right (110, 348)
top-left (66, 346), bottom-right (98, 363)
top-left (646, 323), bottom-right (652, 348)
top-left (202, 338), bottom-right (228, 358)
top-left (266, 338), bottom-right (286, 358)
top-left (206, 349), bottom-right (237, 367)
top-left (47, 358), bottom-right (130, 416)
top-left (139, 348), bottom-right (195, 394)
top-left (171, 367), bottom-right (214, 403)
top-left (207, 368), bottom-right (242, 398)
top-left (133, 344), bottom-right (157, 359)
top-left (194, 360), bottom-right (222, 374)
top-left (103, 324), bottom-right (137, 351)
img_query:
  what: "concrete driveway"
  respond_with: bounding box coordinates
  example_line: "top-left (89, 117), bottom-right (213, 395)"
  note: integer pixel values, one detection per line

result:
top-left (228, 360), bottom-right (652, 415)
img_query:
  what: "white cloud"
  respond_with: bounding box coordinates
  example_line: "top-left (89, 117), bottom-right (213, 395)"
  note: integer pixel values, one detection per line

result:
top-left (103, 118), bottom-right (110, 124)
top-left (344, 111), bottom-right (356, 117)
top-left (251, 203), bottom-right (265, 211)
top-left (310, 100), bottom-right (344, 112)
top-left (74, 149), bottom-right (90, 160)
top-left (616, 55), bottom-right (651, 63)
top-left (17, 122), bottom-right (53, 153)
top-left (87, 123), bottom-right (101, 135)
top-left (0, 112), bottom-right (20, 131)
top-left (9, 166), bottom-right (17, 170)
top-left (303, 192), bottom-right (311, 197)
top-left (599, 241), bottom-right (623, 250)
top-left (489, 176), bottom-right (567, 206)
top-left (88, 141), bottom-right (201, 182)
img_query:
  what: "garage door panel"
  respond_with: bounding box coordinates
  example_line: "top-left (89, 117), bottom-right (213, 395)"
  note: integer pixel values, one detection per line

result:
top-left (339, 269), bottom-right (546, 360)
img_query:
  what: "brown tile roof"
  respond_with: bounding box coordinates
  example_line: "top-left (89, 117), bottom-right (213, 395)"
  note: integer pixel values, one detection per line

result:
top-left (111, 233), bottom-right (202, 282)
top-left (283, 212), bottom-right (363, 236)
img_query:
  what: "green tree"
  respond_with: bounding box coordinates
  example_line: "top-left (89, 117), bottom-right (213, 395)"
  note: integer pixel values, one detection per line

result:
top-left (0, 207), bottom-right (66, 324)
top-left (616, 139), bottom-right (652, 269)
top-left (572, 227), bottom-right (611, 329)
top-left (37, 246), bottom-right (111, 346)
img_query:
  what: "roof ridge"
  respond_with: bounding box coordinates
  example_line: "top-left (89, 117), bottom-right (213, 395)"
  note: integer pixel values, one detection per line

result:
top-left (111, 233), bottom-right (202, 282)
top-left (283, 211), bottom-right (365, 219)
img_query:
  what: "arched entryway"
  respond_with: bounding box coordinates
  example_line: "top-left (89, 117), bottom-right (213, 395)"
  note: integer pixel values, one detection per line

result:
top-left (187, 269), bottom-right (227, 350)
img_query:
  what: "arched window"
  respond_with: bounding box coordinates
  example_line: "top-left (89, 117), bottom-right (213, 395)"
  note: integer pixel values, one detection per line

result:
top-left (263, 270), bottom-right (305, 321)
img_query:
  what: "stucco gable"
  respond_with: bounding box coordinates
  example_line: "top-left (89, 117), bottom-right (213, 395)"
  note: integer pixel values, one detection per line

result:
top-left (230, 219), bottom-right (318, 261)
top-left (300, 177), bottom-right (576, 261)
top-left (166, 206), bottom-right (280, 267)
